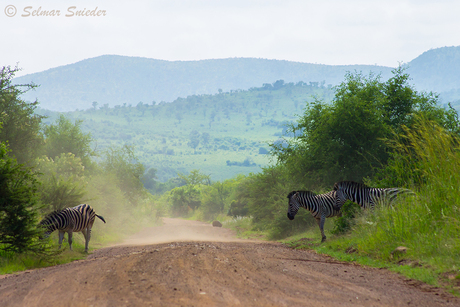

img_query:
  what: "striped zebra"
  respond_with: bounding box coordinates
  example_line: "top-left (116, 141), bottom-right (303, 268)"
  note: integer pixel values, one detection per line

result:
top-left (40, 204), bottom-right (106, 253)
top-left (287, 190), bottom-right (342, 242)
top-left (332, 181), bottom-right (414, 211)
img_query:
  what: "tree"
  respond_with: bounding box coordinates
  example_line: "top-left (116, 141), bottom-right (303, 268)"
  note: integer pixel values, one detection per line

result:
top-left (272, 67), bottom-right (460, 188)
top-left (142, 168), bottom-right (158, 190)
top-left (201, 132), bottom-right (211, 146)
top-left (187, 130), bottom-right (200, 151)
top-left (167, 170), bottom-right (210, 216)
top-left (0, 142), bottom-right (42, 253)
top-left (100, 145), bottom-right (145, 205)
top-left (42, 114), bottom-right (94, 169)
top-left (0, 65), bottom-right (45, 164)
top-left (35, 153), bottom-right (87, 213)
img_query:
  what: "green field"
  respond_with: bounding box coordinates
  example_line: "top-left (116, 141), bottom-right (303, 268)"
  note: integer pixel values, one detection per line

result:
top-left (39, 81), bottom-right (333, 182)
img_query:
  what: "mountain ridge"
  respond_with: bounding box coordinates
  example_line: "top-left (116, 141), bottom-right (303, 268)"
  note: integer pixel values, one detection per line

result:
top-left (13, 46), bottom-right (460, 111)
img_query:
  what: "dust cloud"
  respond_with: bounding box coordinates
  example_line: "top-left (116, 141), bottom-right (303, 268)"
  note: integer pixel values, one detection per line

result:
top-left (114, 217), bottom-right (247, 246)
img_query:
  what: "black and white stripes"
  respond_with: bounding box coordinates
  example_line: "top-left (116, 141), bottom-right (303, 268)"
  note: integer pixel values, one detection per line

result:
top-left (332, 181), bottom-right (413, 211)
top-left (287, 181), bottom-right (414, 242)
top-left (40, 204), bottom-right (106, 252)
top-left (287, 190), bottom-right (341, 242)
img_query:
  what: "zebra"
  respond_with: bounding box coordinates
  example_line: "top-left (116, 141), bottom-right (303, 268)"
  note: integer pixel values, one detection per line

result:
top-left (39, 204), bottom-right (106, 253)
top-left (332, 181), bottom-right (414, 211)
top-left (287, 190), bottom-right (342, 242)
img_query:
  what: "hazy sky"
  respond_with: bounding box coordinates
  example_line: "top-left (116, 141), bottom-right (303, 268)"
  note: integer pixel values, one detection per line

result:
top-left (2, 0), bottom-right (460, 76)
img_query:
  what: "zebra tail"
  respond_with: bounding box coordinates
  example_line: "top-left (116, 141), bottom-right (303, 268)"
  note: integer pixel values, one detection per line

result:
top-left (97, 215), bottom-right (106, 223)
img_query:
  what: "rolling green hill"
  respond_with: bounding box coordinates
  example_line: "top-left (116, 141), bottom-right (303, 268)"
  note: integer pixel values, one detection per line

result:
top-left (37, 81), bottom-right (333, 182)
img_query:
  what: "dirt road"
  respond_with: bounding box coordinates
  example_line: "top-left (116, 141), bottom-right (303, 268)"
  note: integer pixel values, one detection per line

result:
top-left (0, 218), bottom-right (458, 306)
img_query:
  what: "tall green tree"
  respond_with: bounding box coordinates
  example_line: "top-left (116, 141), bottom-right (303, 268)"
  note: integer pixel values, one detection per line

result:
top-left (272, 67), bottom-right (460, 188)
top-left (0, 142), bottom-right (42, 253)
top-left (0, 65), bottom-right (44, 164)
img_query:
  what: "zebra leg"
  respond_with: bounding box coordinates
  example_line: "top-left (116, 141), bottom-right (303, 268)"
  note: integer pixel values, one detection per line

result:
top-left (58, 231), bottom-right (65, 249)
top-left (68, 231), bottom-right (73, 251)
top-left (316, 217), bottom-right (327, 242)
top-left (82, 228), bottom-right (91, 253)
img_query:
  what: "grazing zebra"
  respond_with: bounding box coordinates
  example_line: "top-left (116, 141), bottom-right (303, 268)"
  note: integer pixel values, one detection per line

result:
top-left (332, 181), bottom-right (414, 211)
top-left (287, 190), bottom-right (342, 242)
top-left (40, 204), bottom-right (106, 253)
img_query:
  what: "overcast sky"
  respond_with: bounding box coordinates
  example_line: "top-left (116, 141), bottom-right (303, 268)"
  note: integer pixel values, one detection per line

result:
top-left (2, 0), bottom-right (460, 77)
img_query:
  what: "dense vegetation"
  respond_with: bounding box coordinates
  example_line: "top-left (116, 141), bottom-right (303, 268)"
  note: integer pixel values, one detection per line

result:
top-left (0, 66), bottom-right (161, 272)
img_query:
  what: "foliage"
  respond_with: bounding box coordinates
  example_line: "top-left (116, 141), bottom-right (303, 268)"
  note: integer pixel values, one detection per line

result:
top-left (200, 183), bottom-right (227, 220)
top-left (34, 153), bottom-right (87, 213)
top-left (199, 176), bottom-right (244, 221)
top-left (0, 65), bottom-right (44, 164)
top-left (178, 169), bottom-right (211, 186)
top-left (227, 199), bottom-right (249, 217)
top-left (166, 170), bottom-right (210, 217)
top-left (325, 117), bottom-right (460, 278)
top-left (234, 165), bottom-right (316, 239)
top-left (272, 67), bottom-right (460, 189)
top-left (168, 185), bottom-right (200, 217)
top-left (331, 200), bottom-right (361, 235)
top-left (99, 145), bottom-right (146, 205)
top-left (42, 114), bottom-right (95, 169)
top-left (0, 142), bottom-right (43, 253)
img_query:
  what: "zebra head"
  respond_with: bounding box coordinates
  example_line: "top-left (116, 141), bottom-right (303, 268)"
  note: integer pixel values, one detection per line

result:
top-left (287, 191), bottom-right (300, 220)
top-left (333, 182), bottom-right (349, 205)
top-left (39, 211), bottom-right (61, 237)
top-left (333, 181), bottom-right (365, 204)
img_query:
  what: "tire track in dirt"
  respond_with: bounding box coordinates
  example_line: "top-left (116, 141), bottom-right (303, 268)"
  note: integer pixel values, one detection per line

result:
top-left (0, 218), bottom-right (458, 306)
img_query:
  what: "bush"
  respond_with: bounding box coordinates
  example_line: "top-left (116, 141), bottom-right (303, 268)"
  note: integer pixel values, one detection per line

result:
top-left (331, 200), bottom-right (361, 235)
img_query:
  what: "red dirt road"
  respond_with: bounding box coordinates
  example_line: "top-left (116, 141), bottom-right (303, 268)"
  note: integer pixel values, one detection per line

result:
top-left (0, 218), bottom-right (458, 306)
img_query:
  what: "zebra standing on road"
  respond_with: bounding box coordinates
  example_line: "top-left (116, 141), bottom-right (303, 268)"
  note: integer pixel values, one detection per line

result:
top-left (332, 181), bottom-right (414, 211)
top-left (40, 204), bottom-right (106, 253)
top-left (287, 190), bottom-right (342, 242)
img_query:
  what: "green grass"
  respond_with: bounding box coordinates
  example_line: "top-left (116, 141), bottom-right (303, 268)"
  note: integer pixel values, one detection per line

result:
top-left (283, 232), bottom-right (458, 295)
top-left (0, 240), bottom-right (88, 275)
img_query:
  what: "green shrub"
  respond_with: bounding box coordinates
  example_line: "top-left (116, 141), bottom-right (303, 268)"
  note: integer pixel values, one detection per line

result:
top-left (331, 200), bottom-right (361, 235)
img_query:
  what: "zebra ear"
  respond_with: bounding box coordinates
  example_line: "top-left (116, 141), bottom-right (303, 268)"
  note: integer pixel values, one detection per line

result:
top-left (287, 191), bottom-right (296, 199)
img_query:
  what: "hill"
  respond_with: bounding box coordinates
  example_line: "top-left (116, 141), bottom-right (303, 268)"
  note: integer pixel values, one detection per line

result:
top-left (15, 46), bottom-right (460, 112)
top-left (15, 56), bottom-right (393, 111)
top-left (37, 81), bottom-right (333, 183)
top-left (406, 46), bottom-right (460, 104)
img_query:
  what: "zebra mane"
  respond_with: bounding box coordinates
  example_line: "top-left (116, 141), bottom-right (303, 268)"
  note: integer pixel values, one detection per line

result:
top-left (40, 208), bottom-right (66, 223)
top-left (333, 181), bottom-right (369, 190)
top-left (287, 190), bottom-right (317, 199)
